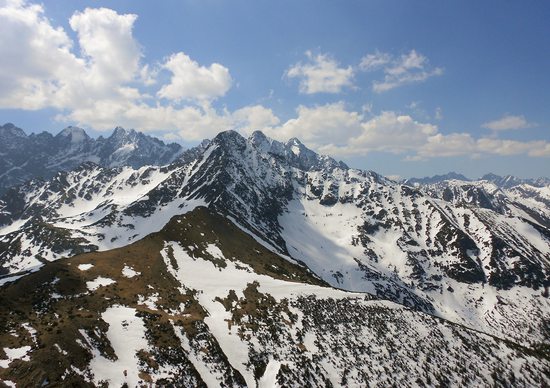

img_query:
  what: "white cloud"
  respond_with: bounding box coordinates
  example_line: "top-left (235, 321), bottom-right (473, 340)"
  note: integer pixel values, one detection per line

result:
top-left (481, 115), bottom-right (534, 131)
top-left (261, 103), bottom-right (550, 160)
top-left (59, 100), bottom-right (278, 141)
top-left (318, 110), bottom-right (438, 156)
top-left (286, 51), bottom-right (354, 94)
top-left (69, 7), bottom-right (141, 87)
top-left (264, 102), bottom-right (363, 147)
top-left (0, 0), bottom-right (84, 109)
top-left (231, 105), bottom-right (280, 134)
top-left (0, 2), bottom-right (146, 110)
top-left (0, 1), bottom-right (248, 140)
top-left (411, 133), bottom-right (477, 160)
top-left (359, 51), bottom-right (391, 71)
top-left (1, 1), bottom-right (548, 161)
top-left (360, 49), bottom-right (443, 93)
top-left (157, 52), bottom-right (232, 102)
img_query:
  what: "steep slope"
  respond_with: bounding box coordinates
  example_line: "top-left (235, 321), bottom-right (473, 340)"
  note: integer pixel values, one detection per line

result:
top-left (0, 207), bottom-right (548, 387)
top-left (0, 123), bottom-right (183, 195)
top-left (419, 178), bottom-right (550, 229)
top-left (0, 130), bottom-right (549, 347)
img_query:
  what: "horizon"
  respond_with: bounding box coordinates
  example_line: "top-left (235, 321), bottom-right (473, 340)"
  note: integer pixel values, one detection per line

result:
top-left (3, 121), bottom-right (548, 181)
top-left (1, 1), bottom-right (549, 179)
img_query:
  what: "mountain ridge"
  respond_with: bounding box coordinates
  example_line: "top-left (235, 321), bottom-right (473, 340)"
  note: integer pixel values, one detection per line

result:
top-left (0, 123), bottom-right (184, 195)
top-left (405, 171), bottom-right (550, 188)
top-left (1, 129), bottom-right (548, 350)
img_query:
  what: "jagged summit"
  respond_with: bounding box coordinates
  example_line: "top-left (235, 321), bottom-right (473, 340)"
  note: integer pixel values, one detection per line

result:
top-left (56, 126), bottom-right (90, 143)
top-left (481, 172), bottom-right (550, 188)
top-left (245, 130), bottom-right (348, 171)
top-left (406, 170), bottom-right (550, 189)
top-left (0, 123), bottom-right (184, 194)
top-left (0, 122), bottom-right (26, 138)
top-left (404, 171), bottom-right (470, 185)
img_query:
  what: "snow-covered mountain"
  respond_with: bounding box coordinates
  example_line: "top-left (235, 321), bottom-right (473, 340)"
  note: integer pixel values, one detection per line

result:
top-left (403, 171), bottom-right (470, 186)
top-left (417, 177), bottom-right (550, 230)
top-left (0, 207), bottom-right (547, 387)
top-left (0, 130), bottom-right (549, 351)
top-left (405, 171), bottom-right (550, 189)
top-left (0, 123), bottom-right (183, 195)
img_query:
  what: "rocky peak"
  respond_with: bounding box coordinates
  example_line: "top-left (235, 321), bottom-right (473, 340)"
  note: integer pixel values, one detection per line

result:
top-left (0, 122), bottom-right (27, 138)
top-left (247, 130), bottom-right (348, 172)
top-left (404, 171), bottom-right (470, 186)
top-left (56, 126), bottom-right (90, 144)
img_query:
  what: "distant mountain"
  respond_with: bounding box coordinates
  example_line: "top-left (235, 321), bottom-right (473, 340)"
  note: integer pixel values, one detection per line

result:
top-left (0, 123), bottom-right (183, 195)
top-left (405, 171), bottom-right (550, 188)
top-left (481, 172), bottom-right (550, 188)
top-left (1, 129), bottom-right (549, 352)
top-left (403, 171), bottom-right (470, 186)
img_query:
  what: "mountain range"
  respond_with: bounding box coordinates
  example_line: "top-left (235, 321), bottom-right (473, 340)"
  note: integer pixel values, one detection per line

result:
top-left (0, 123), bottom-right (183, 195)
top-left (404, 171), bottom-right (550, 188)
top-left (0, 126), bottom-right (549, 386)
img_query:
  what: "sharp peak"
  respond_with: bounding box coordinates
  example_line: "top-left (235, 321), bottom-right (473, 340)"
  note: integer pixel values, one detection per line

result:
top-left (0, 122), bottom-right (27, 137)
top-left (57, 126), bottom-right (88, 135)
top-left (214, 129), bottom-right (241, 138)
top-left (112, 126), bottom-right (141, 135)
top-left (287, 137), bottom-right (304, 145)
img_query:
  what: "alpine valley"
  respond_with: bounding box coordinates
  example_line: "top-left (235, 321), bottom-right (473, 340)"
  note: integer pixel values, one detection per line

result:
top-left (0, 125), bottom-right (549, 387)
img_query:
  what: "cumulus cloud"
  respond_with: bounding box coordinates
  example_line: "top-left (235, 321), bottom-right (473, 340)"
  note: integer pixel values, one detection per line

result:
top-left (157, 52), bottom-right (232, 102)
top-left (0, 0), bottom-right (268, 140)
top-left (315, 110), bottom-right (438, 156)
top-left (0, 2), bottom-right (147, 110)
top-left (58, 100), bottom-right (279, 141)
top-left (0, 0), bottom-right (84, 109)
top-left (360, 49), bottom-right (443, 93)
top-left (69, 7), bottom-right (141, 87)
top-left (264, 102), bottom-right (362, 147)
top-left (481, 115), bottom-right (535, 131)
top-left (413, 135), bottom-right (550, 159)
top-left (261, 103), bottom-right (550, 160)
top-left (286, 51), bottom-right (354, 94)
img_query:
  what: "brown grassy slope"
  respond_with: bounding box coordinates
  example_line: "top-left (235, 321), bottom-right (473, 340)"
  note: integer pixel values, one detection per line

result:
top-left (0, 206), bottom-right (326, 387)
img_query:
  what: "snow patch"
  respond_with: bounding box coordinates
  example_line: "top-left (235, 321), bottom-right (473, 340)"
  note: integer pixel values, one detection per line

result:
top-left (86, 277), bottom-right (116, 291)
top-left (0, 346), bottom-right (31, 368)
top-left (86, 305), bottom-right (149, 387)
top-left (122, 265), bottom-right (140, 278)
top-left (258, 359), bottom-right (282, 387)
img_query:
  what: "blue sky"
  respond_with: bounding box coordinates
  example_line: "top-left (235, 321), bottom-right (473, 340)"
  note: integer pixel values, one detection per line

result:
top-left (1, 0), bottom-right (549, 178)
